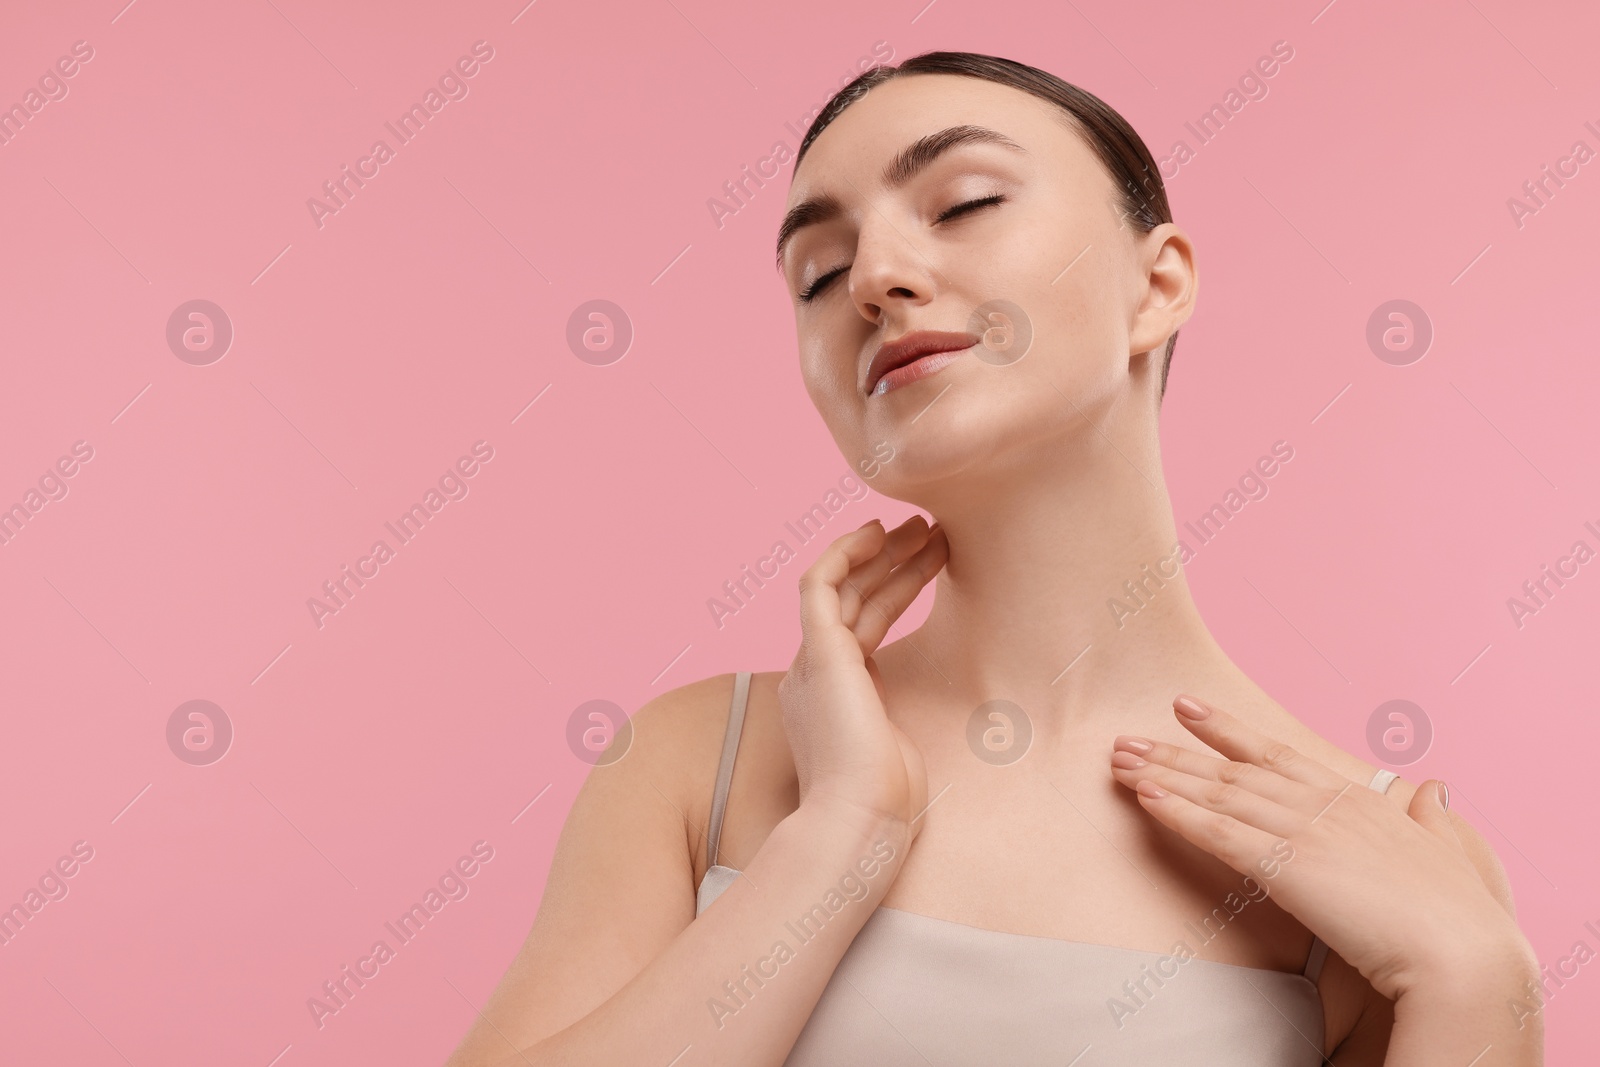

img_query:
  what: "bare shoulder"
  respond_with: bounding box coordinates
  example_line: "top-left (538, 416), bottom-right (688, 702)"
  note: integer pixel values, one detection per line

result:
top-left (621, 671), bottom-right (752, 873)
top-left (1236, 695), bottom-right (1517, 912)
top-left (442, 670), bottom-right (749, 1066)
top-left (696, 670), bottom-right (801, 876)
top-left (620, 669), bottom-right (799, 884)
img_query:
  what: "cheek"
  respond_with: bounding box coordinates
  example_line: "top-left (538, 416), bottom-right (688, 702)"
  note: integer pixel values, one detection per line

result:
top-left (798, 342), bottom-right (862, 428)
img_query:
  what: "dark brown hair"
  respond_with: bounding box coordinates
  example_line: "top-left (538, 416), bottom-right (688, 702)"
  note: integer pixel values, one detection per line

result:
top-left (792, 51), bottom-right (1180, 400)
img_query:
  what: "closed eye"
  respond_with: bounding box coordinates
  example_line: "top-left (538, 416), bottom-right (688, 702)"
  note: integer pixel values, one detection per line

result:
top-left (934, 193), bottom-right (1006, 223)
top-left (796, 194), bottom-right (1008, 303)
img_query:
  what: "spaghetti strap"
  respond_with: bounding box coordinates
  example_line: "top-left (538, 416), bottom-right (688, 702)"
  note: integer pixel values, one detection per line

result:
top-left (705, 671), bottom-right (752, 869)
top-left (1302, 766), bottom-right (1402, 979)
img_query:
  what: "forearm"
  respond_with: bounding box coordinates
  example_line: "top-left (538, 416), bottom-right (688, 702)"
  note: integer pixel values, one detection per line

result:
top-left (1384, 941), bottom-right (1545, 1066)
top-left (495, 802), bottom-right (908, 1067)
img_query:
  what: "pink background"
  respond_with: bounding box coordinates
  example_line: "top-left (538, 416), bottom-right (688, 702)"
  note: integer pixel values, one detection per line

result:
top-left (2, 0), bottom-right (1596, 1062)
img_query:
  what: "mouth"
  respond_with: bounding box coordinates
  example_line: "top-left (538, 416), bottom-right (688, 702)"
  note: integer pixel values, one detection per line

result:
top-left (865, 330), bottom-right (982, 397)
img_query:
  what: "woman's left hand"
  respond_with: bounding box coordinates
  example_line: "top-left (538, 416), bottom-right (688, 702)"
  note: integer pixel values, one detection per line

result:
top-left (1108, 694), bottom-right (1535, 1003)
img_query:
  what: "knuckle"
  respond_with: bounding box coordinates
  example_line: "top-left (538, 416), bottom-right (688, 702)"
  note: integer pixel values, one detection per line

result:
top-left (1216, 760), bottom-right (1252, 786)
top-left (1259, 742), bottom-right (1298, 771)
top-left (1202, 810), bottom-right (1236, 841)
top-left (1202, 780), bottom-right (1237, 808)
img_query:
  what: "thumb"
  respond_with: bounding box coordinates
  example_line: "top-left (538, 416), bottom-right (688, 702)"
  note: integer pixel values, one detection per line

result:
top-left (1408, 778), bottom-right (1461, 847)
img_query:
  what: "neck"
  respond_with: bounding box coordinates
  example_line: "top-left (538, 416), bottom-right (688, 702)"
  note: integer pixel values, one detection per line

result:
top-left (900, 403), bottom-right (1228, 726)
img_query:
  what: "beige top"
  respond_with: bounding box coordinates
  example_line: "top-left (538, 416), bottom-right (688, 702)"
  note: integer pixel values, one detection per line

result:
top-left (696, 671), bottom-right (1397, 1065)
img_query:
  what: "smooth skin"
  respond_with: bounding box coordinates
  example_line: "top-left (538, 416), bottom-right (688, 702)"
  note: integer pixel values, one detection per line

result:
top-left (445, 72), bottom-right (1541, 1066)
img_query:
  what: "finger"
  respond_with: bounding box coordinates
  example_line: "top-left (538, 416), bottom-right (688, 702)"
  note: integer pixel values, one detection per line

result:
top-left (1111, 734), bottom-right (1318, 809)
top-left (796, 520), bottom-right (887, 650)
top-left (837, 515), bottom-right (931, 627)
top-left (1126, 778), bottom-right (1290, 880)
top-left (1170, 694), bottom-right (1348, 790)
top-left (849, 525), bottom-right (948, 654)
top-left (1407, 778), bottom-right (1465, 852)
top-left (1110, 751), bottom-right (1302, 838)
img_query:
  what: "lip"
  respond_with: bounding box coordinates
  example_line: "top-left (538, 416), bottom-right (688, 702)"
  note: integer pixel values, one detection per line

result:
top-left (865, 330), bottom-right (982, 396)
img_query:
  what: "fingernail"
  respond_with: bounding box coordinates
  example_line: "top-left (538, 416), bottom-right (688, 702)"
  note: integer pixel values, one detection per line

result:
top-left (1438, 780), bottom-right (1450, 811)
top-left (1174, 695), bottom-right (1210, 720)
top-left (1113, 735), bottom-right (1153, 754)
top-left (1111, 750), bottom-right (1147, 769)
top-left (1136, 780), bottom-right (1167, 799)
top-left (857, 518), bottom-right (881, 531)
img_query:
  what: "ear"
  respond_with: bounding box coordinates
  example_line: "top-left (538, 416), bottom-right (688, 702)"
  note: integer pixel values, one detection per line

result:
top-left (1129, 221), bottom-right (1197, 359)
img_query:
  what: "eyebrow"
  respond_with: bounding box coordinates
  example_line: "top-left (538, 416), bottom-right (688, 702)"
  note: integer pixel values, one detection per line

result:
top-left (774, 124), bottom-right (1027, 271)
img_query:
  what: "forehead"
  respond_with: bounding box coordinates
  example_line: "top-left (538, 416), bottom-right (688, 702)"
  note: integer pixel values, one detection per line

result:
top-left (785, 73), bottom-right (1090, 207)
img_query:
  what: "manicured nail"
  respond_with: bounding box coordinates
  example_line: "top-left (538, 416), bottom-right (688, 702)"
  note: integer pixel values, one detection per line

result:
top-left (1174, 695), bottom-right (1210, 720)
top-left (1111, 750), bottom-right (1147, 769)
top-left (1136, 780), bottom-right (1167, 799)
top-left (857, 518), bottom-right (881, 531)
top-left (1438, 780), bottom-right (1450, 811)
top-left (1113, 736), bottom-right (1153, 754)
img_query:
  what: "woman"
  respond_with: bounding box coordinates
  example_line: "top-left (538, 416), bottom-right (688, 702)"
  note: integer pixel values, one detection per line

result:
top-left (446, 52), bottom-right (1542, 1066)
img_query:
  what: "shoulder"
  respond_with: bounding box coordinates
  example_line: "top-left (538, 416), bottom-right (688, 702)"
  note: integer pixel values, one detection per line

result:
top-left (611, 670), bottom-right (793, 879)
top-left (1248, 705), bottom-right (1517, 913)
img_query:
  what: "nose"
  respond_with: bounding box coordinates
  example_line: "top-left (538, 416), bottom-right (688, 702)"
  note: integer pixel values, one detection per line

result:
top-left (846, 216), bottom-right (938, 325)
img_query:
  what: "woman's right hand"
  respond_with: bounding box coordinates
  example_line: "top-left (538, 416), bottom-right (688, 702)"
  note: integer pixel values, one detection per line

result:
top-left (777, 514), bottom-right (949, 844)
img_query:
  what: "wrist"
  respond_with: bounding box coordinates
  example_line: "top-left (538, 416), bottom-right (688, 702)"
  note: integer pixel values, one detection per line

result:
top-left (789, 796), bottom-right (913, 878)
top-left (1395, 930), bottom-right (1540, 1006)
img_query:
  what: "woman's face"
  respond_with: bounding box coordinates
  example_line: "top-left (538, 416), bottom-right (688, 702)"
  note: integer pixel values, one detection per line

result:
top-left (778, 73), bottom-right (1192, 502)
